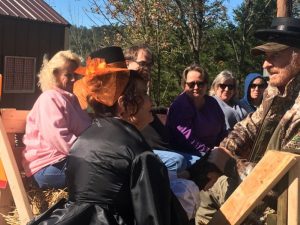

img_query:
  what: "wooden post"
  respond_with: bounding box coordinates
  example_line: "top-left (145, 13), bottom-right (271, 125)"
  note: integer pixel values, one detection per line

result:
top-left (288, 161), bottom-right (300, 225)
top-left (208, 151), bottom-right (299, 225)
top-left (0, 114), bottom-right (33, 224)
top-left (277, 0), bottom-right (292, 17)
top-left (277, 175), bottom-right (288, 225)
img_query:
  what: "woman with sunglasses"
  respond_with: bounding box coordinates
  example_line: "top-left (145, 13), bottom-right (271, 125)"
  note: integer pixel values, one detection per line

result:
top-left (239, 73), bottom-right (267, 115)
top-left (166, 64), bottom-right (226, 157)
top-left (210, 70), bottom-right (247, 131)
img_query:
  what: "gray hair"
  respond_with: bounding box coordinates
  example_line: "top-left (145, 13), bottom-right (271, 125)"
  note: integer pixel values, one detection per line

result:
top-left (209, 70), bottom-right (237, 96)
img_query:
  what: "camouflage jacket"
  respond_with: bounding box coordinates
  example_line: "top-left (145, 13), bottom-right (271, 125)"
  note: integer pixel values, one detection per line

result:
top-left (220, 74), bottom-right (300, 162)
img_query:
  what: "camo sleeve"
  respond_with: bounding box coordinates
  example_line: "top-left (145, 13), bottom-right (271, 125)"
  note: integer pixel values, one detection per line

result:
top-left (220, 99), bottom-right (265, 159)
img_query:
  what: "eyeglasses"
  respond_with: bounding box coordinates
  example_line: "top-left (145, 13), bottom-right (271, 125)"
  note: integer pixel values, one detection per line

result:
top-left (185, 81), bottom-right (206, 89)
top-left (218, 83), bottom-right (235, 90)
top-left (134, 60), bottom-right (153, 68)
top-left (250, 83), bottom-right (267, 89)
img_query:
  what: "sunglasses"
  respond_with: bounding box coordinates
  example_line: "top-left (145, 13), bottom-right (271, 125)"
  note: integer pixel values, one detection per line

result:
top-left (250, 83), bottom-right (267, 89)
top-left (185, 81), bottom-right (206, 89)
top-left (218, 83), bottom-right (235, 90)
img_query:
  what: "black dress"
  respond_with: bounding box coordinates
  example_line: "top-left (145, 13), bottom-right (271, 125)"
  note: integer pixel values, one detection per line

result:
top-left (29, 117), bottom-right (188, 225)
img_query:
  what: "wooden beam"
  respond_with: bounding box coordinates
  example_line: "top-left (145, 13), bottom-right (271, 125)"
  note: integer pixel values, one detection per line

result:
top-left (0, 109), bottom-right (28, 133)
top-left (288, 161), bottom-right (300, 225)
top-left (0, 115), bottom-right (33, 224)
top-left (277, 0), bottom-right (292, 17)
top-left (277, 175), bottom-right (288, 225)
top-left (208, 150), bottom-right (299, 225)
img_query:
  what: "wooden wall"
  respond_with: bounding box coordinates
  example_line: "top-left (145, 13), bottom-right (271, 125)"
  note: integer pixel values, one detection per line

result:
top-left (0, 16), bottom-right (68, 110)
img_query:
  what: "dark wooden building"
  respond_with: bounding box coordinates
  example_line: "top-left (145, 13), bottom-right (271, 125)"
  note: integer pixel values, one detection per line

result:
top-left (0, 0), bottom-right (70, 109)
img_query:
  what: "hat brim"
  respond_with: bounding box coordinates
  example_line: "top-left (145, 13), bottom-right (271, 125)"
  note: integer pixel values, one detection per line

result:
top-left (251, 42), bottom-right (290, 56)
top-left (75, 66), bottom-right (129, 77)
top-left (254, 29), bottom-right (300, 49)
top-left (255, 29), bottom-right (300, 40)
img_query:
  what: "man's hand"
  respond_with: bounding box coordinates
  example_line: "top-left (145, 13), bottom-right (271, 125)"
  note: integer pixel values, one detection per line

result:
top-left (203, 171), bottom-right (222, 191)
top-left (236, 159), bottom-right (256, 180)
top-left (207, 147), bottom-right (234, 173)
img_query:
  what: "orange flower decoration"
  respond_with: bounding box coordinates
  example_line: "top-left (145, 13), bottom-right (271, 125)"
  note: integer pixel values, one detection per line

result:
top-left (74, 57), bottom-right (130, 107)
top-left (75, 57), bottom-right (128, 77)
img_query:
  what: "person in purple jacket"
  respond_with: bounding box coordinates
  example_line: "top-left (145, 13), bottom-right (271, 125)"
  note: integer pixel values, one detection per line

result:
top-left (166, 64), bottom-right (226, 157)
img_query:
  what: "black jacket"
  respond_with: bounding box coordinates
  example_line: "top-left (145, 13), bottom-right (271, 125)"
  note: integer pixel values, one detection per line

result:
top-left (29, 117), bottom-right (188, 225)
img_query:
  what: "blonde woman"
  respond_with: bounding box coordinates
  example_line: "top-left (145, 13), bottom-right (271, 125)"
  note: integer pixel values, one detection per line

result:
top-left (210, 70), bottom-right (247, 131)
top-left (22, 50), bottom-right (91, 189)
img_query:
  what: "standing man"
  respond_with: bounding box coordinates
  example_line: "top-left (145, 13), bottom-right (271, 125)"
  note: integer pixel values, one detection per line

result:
top-left (196, 17), bottom-right (300, 224)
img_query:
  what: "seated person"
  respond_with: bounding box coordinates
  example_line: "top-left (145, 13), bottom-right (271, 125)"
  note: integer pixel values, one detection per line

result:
top-left (75, 46), bottom-right (192, 173)
top-left (28, 58), bottom-right (189, 225)
top-left (166, 64), bottom-right (226, 157)
top-left (142, 107), bottom-right (200, 173)
top-left (239, 73), bottom-right (267, 115)
top-left (22, 50), bottom-right (91, 189)
top-left (73, 46), bottom-right (128, 110)
top-left (209, 70), bottom-right (248, 131)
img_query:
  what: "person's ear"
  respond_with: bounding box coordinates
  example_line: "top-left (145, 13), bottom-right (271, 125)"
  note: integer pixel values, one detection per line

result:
top-left (117, 96), bottom-right (126, 118)
top-left (125, 60), bottom-right (130, 67)
top-left (53, 68), bottom-right (60, 76)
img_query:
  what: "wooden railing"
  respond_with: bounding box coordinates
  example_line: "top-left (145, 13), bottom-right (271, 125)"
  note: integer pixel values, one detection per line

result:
top-left (0, 109), bottom-right (33, 225)
top-left (208, 150), bottom-right (300, 225)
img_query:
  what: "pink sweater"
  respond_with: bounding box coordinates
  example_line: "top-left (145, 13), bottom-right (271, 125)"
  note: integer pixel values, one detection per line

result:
top-left (22, 88), bottom-right (91, 176)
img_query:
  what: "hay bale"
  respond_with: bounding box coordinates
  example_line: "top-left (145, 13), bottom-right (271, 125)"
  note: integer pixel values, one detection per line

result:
top-left (2, 187), bottom-right (68, 225)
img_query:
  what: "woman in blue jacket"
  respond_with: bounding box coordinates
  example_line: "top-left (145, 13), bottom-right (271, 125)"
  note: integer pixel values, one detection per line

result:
top-left (239, 73), bottom-right (267, 115)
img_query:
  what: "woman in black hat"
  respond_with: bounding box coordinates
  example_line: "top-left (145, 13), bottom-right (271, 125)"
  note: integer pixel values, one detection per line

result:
top-left (29, 54), bottom-right (189, 225)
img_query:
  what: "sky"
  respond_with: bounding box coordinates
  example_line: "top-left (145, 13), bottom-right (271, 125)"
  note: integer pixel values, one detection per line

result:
top-left (45, 0), bottom-right (243, 28)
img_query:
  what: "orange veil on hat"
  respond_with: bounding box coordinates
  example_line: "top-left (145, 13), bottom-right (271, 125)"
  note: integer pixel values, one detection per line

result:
top-left (73, 46), bottom-right (130, 108)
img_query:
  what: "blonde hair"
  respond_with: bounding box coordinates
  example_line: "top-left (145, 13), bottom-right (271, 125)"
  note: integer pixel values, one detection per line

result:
top-left (209, 70), bottom-right (237, 96)
top-left (38, 50), bottom-right (81, 92)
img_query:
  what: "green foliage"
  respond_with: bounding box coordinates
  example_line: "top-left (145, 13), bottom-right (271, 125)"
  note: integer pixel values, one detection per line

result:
top-left (69, 0), bottom-right (277, 107)
top-left (69, 25), bottom-right (125, 61)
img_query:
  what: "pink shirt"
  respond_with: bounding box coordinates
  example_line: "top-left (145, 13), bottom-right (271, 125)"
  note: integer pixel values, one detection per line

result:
top-left (22, 88), bottom-right (91, 176)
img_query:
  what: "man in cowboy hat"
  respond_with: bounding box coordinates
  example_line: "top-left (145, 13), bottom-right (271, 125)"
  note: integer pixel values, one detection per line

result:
top-left (196, 17), bottom-right (300, 224)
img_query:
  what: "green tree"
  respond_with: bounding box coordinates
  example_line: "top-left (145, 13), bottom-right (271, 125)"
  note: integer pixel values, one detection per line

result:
top-left (86, 0), bottom-right (228, 105)
top-left (226, 0), bottom-right (276, 84)
top-left (69, 0), bottom-right (277, 106)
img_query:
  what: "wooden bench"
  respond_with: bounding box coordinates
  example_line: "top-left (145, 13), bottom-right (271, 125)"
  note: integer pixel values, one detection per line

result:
top-left (0, 109), bottom-right (33, 225)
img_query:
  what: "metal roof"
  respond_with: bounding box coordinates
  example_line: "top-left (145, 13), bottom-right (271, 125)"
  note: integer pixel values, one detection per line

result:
top-left (0, 0), bottom-right (70, 26)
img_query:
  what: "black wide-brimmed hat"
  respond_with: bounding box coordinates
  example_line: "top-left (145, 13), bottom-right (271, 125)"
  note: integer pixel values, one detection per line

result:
top-left (251, 17), bottom-right (300, 55)
top-left (74, 46), bottom-right (130, 107)
top-left (89, 46), bottom-right (127, 67)
top-left (255, 17), bottom-right (300, 48)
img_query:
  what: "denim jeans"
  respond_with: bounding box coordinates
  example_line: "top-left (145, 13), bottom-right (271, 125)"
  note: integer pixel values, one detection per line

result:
top-left (154, 150), bottom-right (200, 173)
top-left (33, 159), bottom-right (67, 189)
